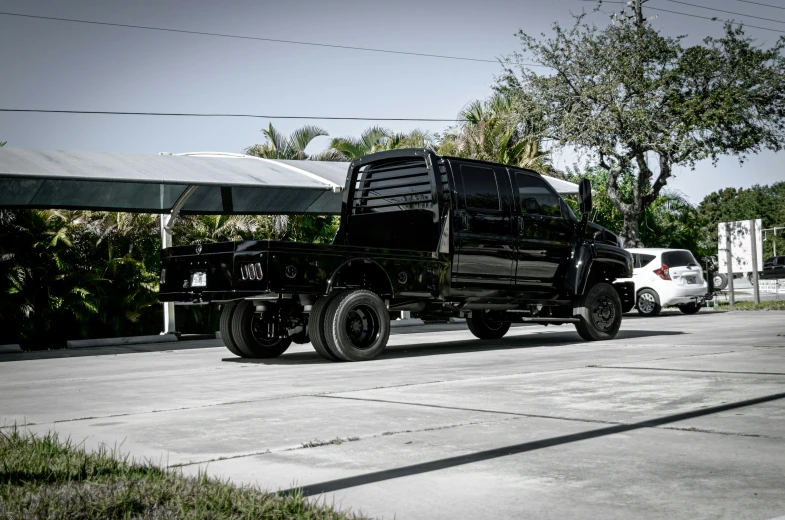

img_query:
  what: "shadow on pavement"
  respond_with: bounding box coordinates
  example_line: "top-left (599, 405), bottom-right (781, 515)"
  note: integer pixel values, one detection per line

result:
top-left (282, 390), bottom-right (785, 497)
top-left (0, 339), bottom-right (224, 363)
top-left (224, 329), bottom-right (685, 365)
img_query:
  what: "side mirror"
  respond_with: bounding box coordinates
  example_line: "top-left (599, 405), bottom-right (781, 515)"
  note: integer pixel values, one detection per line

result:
top-left (578, 178), bottom-right (592, 216)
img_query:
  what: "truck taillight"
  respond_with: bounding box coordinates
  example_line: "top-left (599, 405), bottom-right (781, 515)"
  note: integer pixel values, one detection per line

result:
top-left (654, 263), bottom-right (671, 280)
top-left (240, 263), bottom-right (263, 281)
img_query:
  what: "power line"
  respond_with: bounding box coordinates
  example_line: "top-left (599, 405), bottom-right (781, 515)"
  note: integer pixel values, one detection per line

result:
top-left (664, 0), bottom-right (785, 24)
top-left (576, 0), bottom-right (785, 33)
top-left (0, 11), bottom-right (545, 67)
top-left (735, 0), bottom-right (785, 11)
top-left (0, 108), bottom-right (462, 122)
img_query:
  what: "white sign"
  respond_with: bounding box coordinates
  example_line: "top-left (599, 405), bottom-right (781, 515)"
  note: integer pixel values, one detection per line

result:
top-left (718, 219), bottom-right (763, 273)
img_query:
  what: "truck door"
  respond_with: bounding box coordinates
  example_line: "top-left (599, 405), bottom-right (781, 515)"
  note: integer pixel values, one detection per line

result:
top-left (512, 170), bottom-right (574, 295)
top-left (451, 162), bottom-right (515, 295)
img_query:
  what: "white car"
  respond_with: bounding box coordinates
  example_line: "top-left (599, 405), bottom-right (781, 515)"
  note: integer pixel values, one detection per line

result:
top-left (627, 248), bottom-right (708, 316)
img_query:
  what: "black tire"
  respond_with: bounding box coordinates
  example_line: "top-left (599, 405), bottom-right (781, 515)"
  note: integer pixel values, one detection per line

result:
top-left (307, 291), bottom-right (346, 361)
top-left (466, 310), bottom-right (511, 340)
top-left (713, 273), bottom-right (728, 291)
top-left (678, 302), bottom-right (701, 315)
top-left (231, 300), bottom-right (292, 359)
top-left (219, 301), bottom-right (246, 357)
top-left (574, 282), bottom-right (623, 341)
top-left (636, 288), bottom-right (662, 317)
top-left (324, 289), bottom-right (390, 362)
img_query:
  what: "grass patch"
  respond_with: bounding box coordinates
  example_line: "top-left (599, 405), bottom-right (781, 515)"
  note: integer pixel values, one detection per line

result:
top-left (0, 428), bottom-right (367, 519)
top-left (716, 300), bottom-right (785, 311)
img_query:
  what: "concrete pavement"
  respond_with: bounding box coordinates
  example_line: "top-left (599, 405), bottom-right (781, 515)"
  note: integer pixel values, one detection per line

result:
top-left (1, 310), bottom-right (784, 519)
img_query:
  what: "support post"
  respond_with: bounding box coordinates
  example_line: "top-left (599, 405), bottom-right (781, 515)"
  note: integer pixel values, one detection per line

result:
top-left (725, 223), bottom-right (735, 309)
top-left (160, 214), bottom-right (176, 335)
top-left (750, 219), bottom-right (761, 305)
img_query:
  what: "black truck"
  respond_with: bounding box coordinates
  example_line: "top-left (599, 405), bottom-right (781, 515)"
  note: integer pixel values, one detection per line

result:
top-left (160, 149), bottom-right (634, 361)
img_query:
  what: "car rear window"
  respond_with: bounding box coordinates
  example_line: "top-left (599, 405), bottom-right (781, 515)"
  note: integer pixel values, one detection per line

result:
top-left (662, 250), bottom-right (698, 267)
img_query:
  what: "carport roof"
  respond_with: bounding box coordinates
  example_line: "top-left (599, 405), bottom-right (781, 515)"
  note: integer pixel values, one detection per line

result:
top-left (0, 147), bottom-right (348, 215)
top-left (0, 147), bottom-right (579, 215)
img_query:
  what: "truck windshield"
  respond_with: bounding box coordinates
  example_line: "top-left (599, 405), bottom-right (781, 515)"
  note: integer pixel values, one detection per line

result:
top-left (661, 250), bottom-right (698, 267)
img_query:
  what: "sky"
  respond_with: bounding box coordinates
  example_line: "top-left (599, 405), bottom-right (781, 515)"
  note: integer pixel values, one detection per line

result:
top-left (1, 0), bottom-right (784, 204)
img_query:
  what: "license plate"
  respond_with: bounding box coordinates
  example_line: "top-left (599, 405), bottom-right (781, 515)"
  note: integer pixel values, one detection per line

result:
top-left (684, 276), bottom-right (696, 284)
top-left (191, 271), bottom-right (207, 287)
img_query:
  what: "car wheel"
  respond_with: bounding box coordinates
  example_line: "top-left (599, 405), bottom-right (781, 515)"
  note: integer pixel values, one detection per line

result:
top-left (467, 310), bottom-right (511, 340)
top-left (307, 290), bottom-right (345, 361)
top-left (324, 289), bottom-right (390, 362)
top-left (574, 282), bottom-right (623, 341)
top-left (231, 300), bottom-right (292, 358)
top-left (678, 302), bottom-right (701, 315)
top-left (636, 289), bottom-right (662, 316)
top-left (713, 273), bottom-right (728, 291)
top-left (219, 301), bottom-right (246, 357)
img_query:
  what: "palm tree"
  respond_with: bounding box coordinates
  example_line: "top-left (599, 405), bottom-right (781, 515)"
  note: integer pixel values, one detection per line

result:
top-left (245, 123), bottom-right (328, 160)
top-left (438, 93), bottom-right (558, 177)
top-left (329, 127), bottom-right (437, 160)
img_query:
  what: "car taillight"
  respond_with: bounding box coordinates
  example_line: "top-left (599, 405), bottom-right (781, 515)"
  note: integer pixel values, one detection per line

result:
top-left (654, 263), bottom-right (671, 280)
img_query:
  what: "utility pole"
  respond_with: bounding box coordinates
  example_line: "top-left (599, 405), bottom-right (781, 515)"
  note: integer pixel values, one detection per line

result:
top-left (725, 222), bottom-right (735, 309)
top-left (750, 219), bottom-right (761, 305)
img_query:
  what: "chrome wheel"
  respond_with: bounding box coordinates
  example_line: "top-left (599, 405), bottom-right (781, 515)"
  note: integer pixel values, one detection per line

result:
top-left (638, 292), bottom-right (656, 314)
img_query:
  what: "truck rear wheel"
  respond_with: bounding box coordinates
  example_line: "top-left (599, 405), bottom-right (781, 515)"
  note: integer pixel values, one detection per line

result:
top-left (466, 310), bottom-right (511, 340)
top-left (231, 301), bottom-right (292, 358)
top-left (324, 289), bottom-right (390, 362)
top-left (307, 290), bottom-right (345, 361)
top-left (574, 282), bottom-right (622, 341)
top-left (219, 301), bottom-right (246, 357)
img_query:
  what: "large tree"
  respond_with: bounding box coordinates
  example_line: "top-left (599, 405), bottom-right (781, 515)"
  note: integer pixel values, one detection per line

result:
top-left (330, 127), bottom-right (436, 160)
top-left (499, 8), bottom-right (785, 246)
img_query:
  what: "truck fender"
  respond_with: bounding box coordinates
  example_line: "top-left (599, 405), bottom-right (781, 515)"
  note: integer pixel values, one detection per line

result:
top-left (564, 241), bottom-right (596, 296)
top-left (325, 257), bottom-right (395, 298)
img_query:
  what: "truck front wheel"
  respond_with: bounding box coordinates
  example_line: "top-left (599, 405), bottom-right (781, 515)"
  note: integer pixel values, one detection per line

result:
top-left (574, 283), bottom-right (622, 341)
top-left (324, 289), bottom-right (390, 361)
top-left (467, 310), bottom-right (511, 340)
top-left (231, 301), bottom-right (292, 358)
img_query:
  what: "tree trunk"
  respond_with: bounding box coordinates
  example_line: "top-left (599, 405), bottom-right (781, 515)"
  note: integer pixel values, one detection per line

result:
top-left (620, 212), bottom-right (643, 247)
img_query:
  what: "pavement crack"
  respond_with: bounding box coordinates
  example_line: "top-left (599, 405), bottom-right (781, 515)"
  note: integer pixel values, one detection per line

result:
top-left (589, 366), bottom-right (785, 376)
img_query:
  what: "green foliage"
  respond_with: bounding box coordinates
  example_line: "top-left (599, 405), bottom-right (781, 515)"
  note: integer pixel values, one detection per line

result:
top-left (697, 182), bottom-right (785, 259)
top-left (565, 165), bottom-right (710, 257)
top-left (499, 14), bottom-right (785, 245)
top-left (0, 428), bottom-right (366, 519)
top-left (245, 123), bottom-right (329, 160)
top-left (438, 93), bottom-right (558, 177)
top-left (330, 127), bottom-right (436, 160)
top-left (0, 210), bottom-right (103, 347)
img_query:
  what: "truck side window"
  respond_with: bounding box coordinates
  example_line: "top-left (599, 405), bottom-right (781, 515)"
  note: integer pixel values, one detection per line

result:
top-left (460, 165), bottom-right (500, 211)
top-left (515, 173), bottom-right (562, 218)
